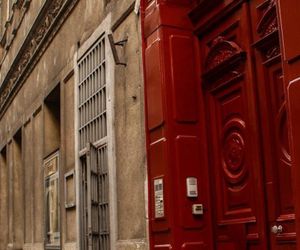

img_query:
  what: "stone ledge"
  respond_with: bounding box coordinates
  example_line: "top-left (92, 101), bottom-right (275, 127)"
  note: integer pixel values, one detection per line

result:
top-left (116, 239), bottom-right (148, 250)
top-left (0, 0), bottom-right (31, 51)
top-left (23, 243), bottom-right (44, 250)
top-left (64, 242), bottom-right (77, 250)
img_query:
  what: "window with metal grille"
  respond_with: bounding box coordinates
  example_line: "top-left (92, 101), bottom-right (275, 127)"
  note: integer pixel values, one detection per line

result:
top-left (78, 34), bottom-right (110, 250)
top-left (78, 36), bottom-right (107, 151)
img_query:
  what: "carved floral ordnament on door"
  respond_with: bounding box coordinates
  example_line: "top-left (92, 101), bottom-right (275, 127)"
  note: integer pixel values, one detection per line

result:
top-left (222, 118), bottom-right (247, 189)
top-left (257, 0), bottom-right (277, 37)
top-left (202, 36), bottom-right (246, 88)
top-left (254, 0), bottom-right (280, 63)
top-left (204, 36), bottom-right (245, 71)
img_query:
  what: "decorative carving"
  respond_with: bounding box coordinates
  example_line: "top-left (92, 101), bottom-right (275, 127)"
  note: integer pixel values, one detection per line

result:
top-left (205, 36), bottom-right (244, 71)
top-left (223, 132), bottom-right (245, 172)
top-left (0, 0), bottom-right (79, 116)
top-left (222, 118), bottom-right (248, 187)
top-left (257, 0), bottom-right (278, 37)
top-left (0, 0), bottom-right (31, 50)
top-left (253, 0), bottom-right (280, 63)
top-left (202, 36), bottom-right (246, 85)
top-left (15, 0), bottom-right (26, 9)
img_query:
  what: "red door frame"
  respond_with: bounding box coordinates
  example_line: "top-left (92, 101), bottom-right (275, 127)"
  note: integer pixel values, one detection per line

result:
top-left (140, 0), bottom-right (300, 249)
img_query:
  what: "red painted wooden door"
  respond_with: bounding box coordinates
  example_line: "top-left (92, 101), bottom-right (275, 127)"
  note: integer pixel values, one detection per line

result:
top-left (252, 1), bottom-right (296, 249)
top-left (195, 0), bottom-right (296, 249)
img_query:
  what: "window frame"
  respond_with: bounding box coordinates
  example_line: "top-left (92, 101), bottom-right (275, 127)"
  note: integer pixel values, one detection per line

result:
top-left (43, 151), bottom-right (61, 250)
top-left (74, 13), bottom-right (117, 250)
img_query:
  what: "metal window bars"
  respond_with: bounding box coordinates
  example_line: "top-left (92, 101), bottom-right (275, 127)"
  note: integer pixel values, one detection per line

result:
top-left (78, 35), bottom-right (110, 250)
top-left (78, 36), bottom-right (107, 151)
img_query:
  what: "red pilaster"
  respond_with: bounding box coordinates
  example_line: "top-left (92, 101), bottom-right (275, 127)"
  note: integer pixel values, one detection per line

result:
top-left (141, 1), bottom-right (213, 249)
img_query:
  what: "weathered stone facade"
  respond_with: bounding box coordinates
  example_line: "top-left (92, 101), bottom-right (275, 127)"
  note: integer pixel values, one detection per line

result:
top-left (0, 0), bottom-right (147, 249)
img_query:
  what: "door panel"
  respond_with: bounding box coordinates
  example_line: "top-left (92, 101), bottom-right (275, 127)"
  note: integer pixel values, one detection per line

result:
top-left (207, 78), bottom-right (254, 222)
top-left (252, 0), bottom-right (296, 248)
top-left (81, 143), bottom-right (110, 250)
top-left (199, 0), bottom-right (296, 249)
top-left (200, 4), bottom-right (267, 249)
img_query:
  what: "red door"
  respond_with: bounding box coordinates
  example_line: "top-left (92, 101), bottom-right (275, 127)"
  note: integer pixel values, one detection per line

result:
top-left (253, 1), bottom-right (296, 248)
top-left (197, 0), bottom-right (295, 249)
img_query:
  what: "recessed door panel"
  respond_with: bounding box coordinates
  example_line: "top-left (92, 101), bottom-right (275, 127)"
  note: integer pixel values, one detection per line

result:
top-left (209, 81), bottom-right (254, 222)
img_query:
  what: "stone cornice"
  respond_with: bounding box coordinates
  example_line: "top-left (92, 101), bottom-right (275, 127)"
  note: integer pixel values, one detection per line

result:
top-left (0, 0), bottom-right (79, 118)
top-left (0, 0), bottom-right (31, 52)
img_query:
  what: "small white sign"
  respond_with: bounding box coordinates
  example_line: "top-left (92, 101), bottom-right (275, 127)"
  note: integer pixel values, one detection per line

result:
top-left (186, 177), bottom-right (198, 197)
top-left (154, 178), bottom-right (164, 218)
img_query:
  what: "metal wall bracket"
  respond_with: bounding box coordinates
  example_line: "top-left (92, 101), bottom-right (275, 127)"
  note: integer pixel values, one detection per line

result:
top-left (108, 33), bottom-right (127, 66)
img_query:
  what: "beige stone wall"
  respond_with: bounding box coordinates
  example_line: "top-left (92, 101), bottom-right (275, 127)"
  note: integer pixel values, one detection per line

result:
top-left (0, 147), bottom-right (8, 250)
top-left (113, 11), bottom-right (147, 243)
top-left (0, 0), bottom-right (147, 249)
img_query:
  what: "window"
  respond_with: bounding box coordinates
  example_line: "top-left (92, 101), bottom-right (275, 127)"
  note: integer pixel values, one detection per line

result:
top-left (44, 152), bottom-right (60, 249)
top-left (76, 15), bottom-right (116, 250)
top-left (78, 35), bottom-right (107, 150)
top-left (78, 35), bottom-right (110, 250)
